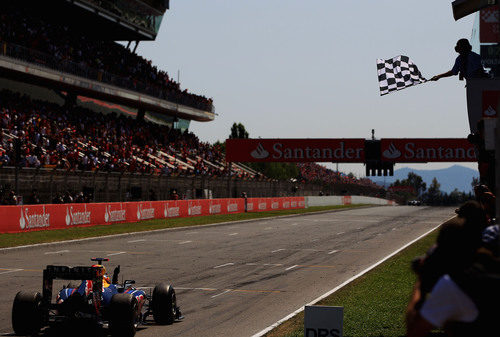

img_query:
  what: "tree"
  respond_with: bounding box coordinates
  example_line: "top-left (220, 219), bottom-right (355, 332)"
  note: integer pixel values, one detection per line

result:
top-left (390, 172), bottom-right (426, 196)
top-left (229, 122), bottom-right (249, 139)
top-left (425, 177), bottom-right (441, 205)
top-left (405, 172), bottom-right (427, 196)
top-left (389, 172), bottom-right (426, 204)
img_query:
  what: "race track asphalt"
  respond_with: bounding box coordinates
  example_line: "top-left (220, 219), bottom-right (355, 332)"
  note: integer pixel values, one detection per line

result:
top-left (0, 205), bottom-right (454, 337)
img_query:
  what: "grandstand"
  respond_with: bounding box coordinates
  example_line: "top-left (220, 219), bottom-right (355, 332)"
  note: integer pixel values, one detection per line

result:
top-left (0, 0), bottom-right (384, 204)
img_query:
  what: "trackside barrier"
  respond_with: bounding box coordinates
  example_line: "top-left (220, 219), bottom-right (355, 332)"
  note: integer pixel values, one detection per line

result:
top-left (305, 196), bottom-right (395, 207)
top-left (0, 197), bottom-right (305, 233)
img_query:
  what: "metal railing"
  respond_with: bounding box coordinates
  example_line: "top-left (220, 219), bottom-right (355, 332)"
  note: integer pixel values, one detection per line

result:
top-left (0, 167), bottom-right (386, 204)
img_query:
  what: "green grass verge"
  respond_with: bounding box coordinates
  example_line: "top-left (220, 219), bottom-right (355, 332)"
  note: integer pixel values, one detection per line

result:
top-left (265, 229), bottom-right (441, 337)
top-left (0, 204), bottom-right (368, 248)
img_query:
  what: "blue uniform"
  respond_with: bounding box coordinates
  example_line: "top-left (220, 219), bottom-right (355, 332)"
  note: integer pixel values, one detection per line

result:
top-left (57, 281), bottom-right (145, 307)
top-left (451, 52), bottom-right (484, 80)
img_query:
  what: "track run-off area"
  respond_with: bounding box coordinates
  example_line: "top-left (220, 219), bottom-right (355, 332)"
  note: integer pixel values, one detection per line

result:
top-left (0, 206), bottom-right (454, 337)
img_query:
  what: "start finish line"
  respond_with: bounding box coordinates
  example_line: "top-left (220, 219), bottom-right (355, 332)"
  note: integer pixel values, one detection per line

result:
top-left (225, 138), bottom-right (476, 163)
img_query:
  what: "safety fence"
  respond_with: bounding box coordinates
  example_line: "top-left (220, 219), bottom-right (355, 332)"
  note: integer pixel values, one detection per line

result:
top-left (0, 168), bottom-right (383, 204)
top-left (0, 196), bottom-right (306, 233)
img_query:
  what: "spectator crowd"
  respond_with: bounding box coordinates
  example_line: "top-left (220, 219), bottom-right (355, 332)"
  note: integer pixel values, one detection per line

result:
top-left (0, 4), bottom-right (213, 112)
top-left (406, 185), bottom-right (499, 336)
top-left (0, 89), bottom-right (225, 176)
top-left (297, 162), bottom-right (381, 189)
top-left (0, 89), bottom-right (382, 203)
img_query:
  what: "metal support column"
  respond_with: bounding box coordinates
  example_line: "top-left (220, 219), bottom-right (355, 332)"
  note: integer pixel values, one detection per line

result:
top-left (496, 113), bottom-right (500, 220)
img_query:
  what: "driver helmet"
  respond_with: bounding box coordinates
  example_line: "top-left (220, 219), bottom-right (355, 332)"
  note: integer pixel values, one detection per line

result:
top-left (92, 264), bottom-right (111, 286)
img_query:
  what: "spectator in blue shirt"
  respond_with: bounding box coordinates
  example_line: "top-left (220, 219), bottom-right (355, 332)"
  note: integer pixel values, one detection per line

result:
top-left (431, 39), bottom-right (486, 81)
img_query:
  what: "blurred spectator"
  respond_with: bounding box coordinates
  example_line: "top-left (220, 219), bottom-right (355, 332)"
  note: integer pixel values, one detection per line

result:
top-left (407, 251), bottom-right (500, 337)
top-left (3, 190), bottom-right (17, 205)
top-left (407, 197), bottom-right (500, 337)
top-left (63, 190), bottom-right (74, 204)
top-left (149, 189), bottom-right (157, 201)
top-left (169, 189), bottom-right (179, 200)
top-left (26, 189), bottom-right (40, 204)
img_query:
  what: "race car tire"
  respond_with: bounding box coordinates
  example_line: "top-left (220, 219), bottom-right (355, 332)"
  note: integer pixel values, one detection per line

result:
top-left (109, 293), bottom-right (139, 337)
top-left (12, 291), bottom-right (43, 335)
top-left (152, 283), bottom-right (177, 325)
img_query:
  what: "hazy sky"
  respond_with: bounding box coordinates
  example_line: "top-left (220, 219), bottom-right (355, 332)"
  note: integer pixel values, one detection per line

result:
top-left (137, 1), bottom-right (477, 176)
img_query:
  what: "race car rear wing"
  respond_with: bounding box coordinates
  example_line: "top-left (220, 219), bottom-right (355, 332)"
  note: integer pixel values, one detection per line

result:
top-left (42, 265), bottom-right (103, 308)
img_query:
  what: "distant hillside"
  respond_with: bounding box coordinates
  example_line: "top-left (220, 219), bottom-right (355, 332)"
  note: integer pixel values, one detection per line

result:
top-left (371, 165), bottom-right (479, 194)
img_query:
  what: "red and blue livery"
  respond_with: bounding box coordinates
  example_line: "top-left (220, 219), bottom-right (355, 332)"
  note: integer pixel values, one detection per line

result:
top-left (12, 258), bottom-right (182, 336)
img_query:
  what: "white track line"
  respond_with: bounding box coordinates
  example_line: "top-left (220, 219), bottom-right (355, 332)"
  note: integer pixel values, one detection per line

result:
top-left (245, 263), bottom-right (283, 267)
top-left (229, 233), bottom-right (239, 236)
top-left (214, 263), bottom-right (234, 269)
top-left (250, 219), bottom-right (450, 337)
top-left (175, 287), bottom-right (217, 291)
top-left (107, 252), bottom-right (126, 256)
top-left (0, 268), bottom-right (23, 275)
top-left (44, 250), bottom-right (70, 255)
top-left (128, 239), bottom-right (146, 243)
top-left (178, 241), bottom-right (192, 245)
top-left (328, 250), bottom-right (339, 255)
top-left (336, 232), bottom-right (345, 235)
top-left (211, 289), bottom-right (231, 298)
top-left (285, 265), bottom-right (298, 271)
top-left (271, 249), bottom-right (285, 253)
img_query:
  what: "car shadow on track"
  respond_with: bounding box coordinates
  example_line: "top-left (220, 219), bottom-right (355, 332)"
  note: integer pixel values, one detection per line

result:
top-left (6, 326), bottom-right (148, 337)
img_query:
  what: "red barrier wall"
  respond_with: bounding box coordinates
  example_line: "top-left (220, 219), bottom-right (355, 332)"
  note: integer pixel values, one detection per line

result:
top-left (0, 197), bottom-right (305, 233)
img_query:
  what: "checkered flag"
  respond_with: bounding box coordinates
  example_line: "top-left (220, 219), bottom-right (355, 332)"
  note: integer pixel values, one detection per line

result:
top-left (377, 55), bottom-right (427, 96)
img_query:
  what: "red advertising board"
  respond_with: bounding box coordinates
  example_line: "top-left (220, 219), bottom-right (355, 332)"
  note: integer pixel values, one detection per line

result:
top-left (482, 90), bottom-right (500, 117)
top-left (245, 197), bottom-right (305, 212)
top-left (342, 196), bottom-right (352, 205)
top-left (226, 139), bottom-right (365, 163)
top-left (480, 6), bottom-right (499, 43)
top-left (0, 197), bottom-right (305, 233)
top-left (380, 139), bottom-right (476, 162)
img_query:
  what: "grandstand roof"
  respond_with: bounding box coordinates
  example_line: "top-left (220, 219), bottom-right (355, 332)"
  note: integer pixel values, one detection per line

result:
top-left (12, 0), bottom-right (167, 41)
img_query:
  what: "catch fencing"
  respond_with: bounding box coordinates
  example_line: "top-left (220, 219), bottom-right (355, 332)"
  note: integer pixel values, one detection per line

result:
top-left (0, 168), bottom-right (380, 204)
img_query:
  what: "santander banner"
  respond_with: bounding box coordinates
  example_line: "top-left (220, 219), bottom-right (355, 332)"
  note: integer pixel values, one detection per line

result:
top-left (480, 6), bottom-right (499, 43)
top-left (381, 139), bottom-right (476, 162)
top-left (482, 90), bottom-right (500, 117)
top-left (0, 197), bottom-right (305, 233)
top-left (226, 139), bottom-right (365, 163)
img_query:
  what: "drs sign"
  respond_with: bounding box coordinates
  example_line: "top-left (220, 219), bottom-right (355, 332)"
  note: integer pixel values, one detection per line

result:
top-left (304, 306), bottom-right (343, 337)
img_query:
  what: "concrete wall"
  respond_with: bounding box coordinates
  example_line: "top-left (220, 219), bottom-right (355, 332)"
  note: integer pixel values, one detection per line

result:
top-left (306, 196), bottom-right (394, 207)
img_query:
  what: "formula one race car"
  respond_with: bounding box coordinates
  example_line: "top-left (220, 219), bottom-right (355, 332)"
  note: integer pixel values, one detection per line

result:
top-left (12, 258), bottom-right (182, 336)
